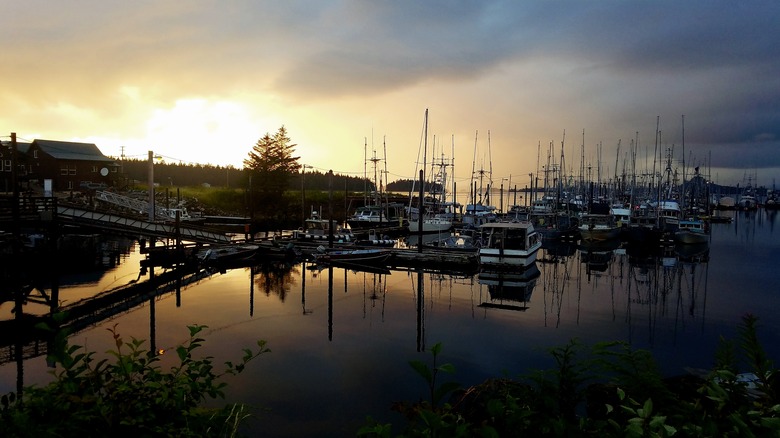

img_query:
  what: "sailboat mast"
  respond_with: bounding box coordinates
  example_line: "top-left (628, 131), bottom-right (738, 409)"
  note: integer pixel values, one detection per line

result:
top-left (423, 108), bottom-right (428, 210)
top-left (451, 134), bottom-right (456, 212)
top-left (363, 138), bottom-right (368, 205)
top-left (383, 136), bottom-right (389, 217)
top-left (487, 130), bottom-right (493, 206)
top-left (471, 130), bottom-right (477, 208)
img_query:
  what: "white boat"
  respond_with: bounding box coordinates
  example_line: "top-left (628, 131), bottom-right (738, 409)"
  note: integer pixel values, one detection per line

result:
top-left (738, 195), bottom-right (758, 211)
top-left (478, 221), bottom-right (542, 269)
top-left (408, 214), bottom-right (453, 234)
top-left (347, 204), bottom-right (407, 231)
top-left (292, 209), bottom-right (353, 243)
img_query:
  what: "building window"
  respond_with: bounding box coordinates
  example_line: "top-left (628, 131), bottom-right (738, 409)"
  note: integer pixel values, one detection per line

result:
top-left (3, 160), bottom-right (10, 172)
top-left (92, 166), bottom-right (98, 172)
top-left (60, 166), bottom-right (69, 175)
top-left (69, 166), bottom-right (76, 175)
top-left (33, 150), bottom-right (38, 158)
top-left (67, 181), bottom-right (73, 189)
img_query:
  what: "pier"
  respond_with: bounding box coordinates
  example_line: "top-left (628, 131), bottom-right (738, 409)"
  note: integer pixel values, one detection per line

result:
top-left (0, 196), bottom-right (232, 244)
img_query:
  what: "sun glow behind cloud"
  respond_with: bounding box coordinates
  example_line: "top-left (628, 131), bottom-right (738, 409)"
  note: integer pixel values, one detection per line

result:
top-left (3, 1), bottom-right (779, 185)
top-left (89, 98), bottom-right (278, 167)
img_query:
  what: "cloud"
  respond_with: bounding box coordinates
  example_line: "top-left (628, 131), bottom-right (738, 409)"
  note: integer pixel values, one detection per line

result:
top-left (1, 1), bottom-right (779, 184)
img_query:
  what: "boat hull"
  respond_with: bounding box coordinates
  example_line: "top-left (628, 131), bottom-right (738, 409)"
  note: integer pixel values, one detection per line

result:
top-left (579, 227), bottom-right (621, 243)
top-left (408, 219), bottom-right (453, 234)
top-left (478, 241), bottom-right (542, 269)
top-left (673, 230), bottom-right (708, 245)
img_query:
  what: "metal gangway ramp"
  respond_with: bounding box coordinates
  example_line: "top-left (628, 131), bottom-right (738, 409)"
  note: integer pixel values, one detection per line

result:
top-left (57, 205), bottom-right (232, 244)
top-left (95, 190), bottom-right (183, 220)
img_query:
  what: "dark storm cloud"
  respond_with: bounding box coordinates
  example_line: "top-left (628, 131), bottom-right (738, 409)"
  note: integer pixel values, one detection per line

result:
top-left (2, 0), bottom-right (778, 179)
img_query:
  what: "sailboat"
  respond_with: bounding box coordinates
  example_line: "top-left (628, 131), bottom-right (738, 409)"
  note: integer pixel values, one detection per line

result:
top-left (674, 116), bottom-right (709, 245)
top-left (462, 130), bottom-right (498, 229)
top-left (408, 109), bottom-right (454, 235)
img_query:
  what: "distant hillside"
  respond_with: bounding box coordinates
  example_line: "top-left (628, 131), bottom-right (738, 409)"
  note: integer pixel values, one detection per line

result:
top-left (118, 159), bottom-right (372, 191)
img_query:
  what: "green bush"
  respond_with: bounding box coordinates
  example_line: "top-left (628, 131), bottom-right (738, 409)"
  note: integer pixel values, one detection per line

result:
top-left (361, 314), bottom-right (780, 437)
top-left (0, 324), bottom-right (269, 437)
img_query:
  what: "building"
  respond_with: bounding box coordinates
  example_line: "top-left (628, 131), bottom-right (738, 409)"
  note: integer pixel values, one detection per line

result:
top-left (0, 139), bottom-right (31, 193)
top-left (23, 139), bottom-right (118, 191)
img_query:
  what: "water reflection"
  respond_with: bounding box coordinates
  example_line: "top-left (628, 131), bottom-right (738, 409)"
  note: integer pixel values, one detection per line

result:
top-left (2, 210), bottom-right (778, 437)
top-left (477, 264), bottom-right (540, 312)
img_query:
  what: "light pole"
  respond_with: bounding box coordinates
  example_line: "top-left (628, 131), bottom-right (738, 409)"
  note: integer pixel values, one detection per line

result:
top-left (500, 177), bottom-right (508, 213)
top-left (147, 151), bottom-right (162, 221)
top-left (148, 151), bottom-right (155, 221)
top-left (301, 164), bottom-right (312, 228)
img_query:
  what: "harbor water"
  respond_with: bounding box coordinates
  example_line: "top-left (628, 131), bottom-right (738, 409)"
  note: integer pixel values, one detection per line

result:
top-left (1, 209), bottom-right (779, 436)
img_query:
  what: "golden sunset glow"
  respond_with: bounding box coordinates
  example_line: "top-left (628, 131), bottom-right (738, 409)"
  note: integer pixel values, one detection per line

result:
top-left (2, 2), bottom-right (778, 185)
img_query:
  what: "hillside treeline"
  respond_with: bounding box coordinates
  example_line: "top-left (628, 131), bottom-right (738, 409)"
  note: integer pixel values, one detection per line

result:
top-left (117, 159), bottom-right (375, 192)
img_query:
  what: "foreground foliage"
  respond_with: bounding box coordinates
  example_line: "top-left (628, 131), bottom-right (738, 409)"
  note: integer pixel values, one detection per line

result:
top-left (0, 324), bottom-right (269, 437)
top-left (360, 314), bottom-right (780, 437)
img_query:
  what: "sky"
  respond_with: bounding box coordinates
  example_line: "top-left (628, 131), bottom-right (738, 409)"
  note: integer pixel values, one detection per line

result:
top-left (2, 0), bottom-right (779, 188)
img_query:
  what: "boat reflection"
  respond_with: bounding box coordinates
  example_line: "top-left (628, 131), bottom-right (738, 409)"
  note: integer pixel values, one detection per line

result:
top-left (578, 239), bottom-right (622, 275)
top-left (477, 263), bottom-right (541, 311)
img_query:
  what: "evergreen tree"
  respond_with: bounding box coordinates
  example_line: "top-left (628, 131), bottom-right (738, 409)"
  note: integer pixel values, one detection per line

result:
top-left (243, 126), bottom-right (301, 220)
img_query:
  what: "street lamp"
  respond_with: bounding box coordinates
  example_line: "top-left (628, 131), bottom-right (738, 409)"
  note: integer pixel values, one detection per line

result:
top-left (301, 164), bottom-right (313, 228)
top-left (147, 151), bottom-right (162, 221)
top-left (500, 177), bottom-right (508, 213)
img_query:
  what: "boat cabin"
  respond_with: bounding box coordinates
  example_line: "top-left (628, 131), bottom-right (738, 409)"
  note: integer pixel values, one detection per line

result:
top-left (481, 222), bottom-right (540, 251)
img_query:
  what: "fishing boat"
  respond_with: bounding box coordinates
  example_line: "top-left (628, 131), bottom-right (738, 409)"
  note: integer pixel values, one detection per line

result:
top-left (578, 213), bottom-right (621, 243)
top-left (654, 200), bottom-right (682, 232)
top-left (198, 243), bottom-right (261, 266)
top-left (348, 139), bottom-right (409, 233)
top-left (674, 219), bottom-right (709, 244)
top-left (347, 204), bottom-right (407, 231)
top-left (625, 202), bottom-right (663, 246)
top-left (478, 221), bottom-right (542, 270)
top-left (292, 209), bottom-right (354, 243)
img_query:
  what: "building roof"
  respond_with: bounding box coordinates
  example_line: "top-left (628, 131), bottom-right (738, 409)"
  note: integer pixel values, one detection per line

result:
top-left (1, 140), bottom-right (32, 154)
top-left (32, 139), bottom-right (115, 162)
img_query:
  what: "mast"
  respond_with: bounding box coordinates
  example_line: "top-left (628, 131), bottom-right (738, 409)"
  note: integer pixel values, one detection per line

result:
top-left (423, 108), bottom-right (429, 210)
top-left (680, 116), bottom-right (686, 215)
top-left (471, 130), bottom-right (478, 208)
top-left (451, 134), bottom-right (456, 212)
top-left (363, 138), bottom-right (368, 206)
top-left (487, 130), bottom-right (493, 206)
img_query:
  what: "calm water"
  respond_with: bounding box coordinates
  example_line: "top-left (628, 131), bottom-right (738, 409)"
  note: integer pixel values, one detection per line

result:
top-left (1, 209), bottom-right (779, 437)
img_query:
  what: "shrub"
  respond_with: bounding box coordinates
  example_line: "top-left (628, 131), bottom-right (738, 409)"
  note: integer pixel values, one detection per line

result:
top-left (0, 324), bottom-right (269, 437)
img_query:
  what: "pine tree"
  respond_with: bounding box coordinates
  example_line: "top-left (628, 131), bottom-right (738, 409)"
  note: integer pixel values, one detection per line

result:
top-left (243, 126), bottom-right (301, 219)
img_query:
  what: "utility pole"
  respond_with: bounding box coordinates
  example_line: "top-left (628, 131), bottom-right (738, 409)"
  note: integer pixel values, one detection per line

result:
top-left (10, 133), bottom-right (19, 254)
top-left (328, 170), bottom-right (334, 248)
top-left (148, 151), bottom-right (155, 222)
